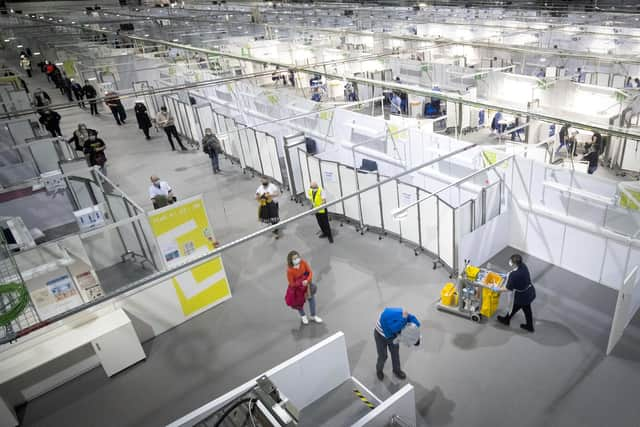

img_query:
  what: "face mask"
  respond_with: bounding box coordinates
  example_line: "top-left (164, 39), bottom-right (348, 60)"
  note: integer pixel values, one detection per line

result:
top-left (153, 181), bottom-right (160, 188)
top-left (292, 258), bottom-right (301, 266)
top-left (508, 260), bottom-right (514, 267)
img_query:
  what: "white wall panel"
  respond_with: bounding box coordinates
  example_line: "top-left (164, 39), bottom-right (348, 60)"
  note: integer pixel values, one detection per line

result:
top-left (398, 184), bottom-right (420, 245)
top-left (320, 162), bottom-right (343, 215)
top-left (560, 226), bottom-right (606, 282)
top-left (600, 239), bottom-right (629, 290)
top-left (438, 200), bottom-right (455, 269)
top-left (256, 132), bottom-right (273, 178)
top-left (380, 179), bottom-right (400, 235)
top-left (358, 172), bottom-right (382, 229)
top-left (418, 191), bottom-right (438, 254)
top-left (266, 136), bottom-right (283, 184)
top-left (339, 165), bottom-right (360, 220)
top-left (524, 213), bottom-right (564, 265)
top-left (308, 156), bottom-right (322, 187)
top-left (298, 149), bottom-right (311, 199)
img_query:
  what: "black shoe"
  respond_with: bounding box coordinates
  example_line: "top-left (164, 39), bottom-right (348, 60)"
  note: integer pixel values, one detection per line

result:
top-left (520, 324), bottom-right (534, 333)
top-left (117, 122), bottom-right (122, 126)
top-left (497, 315), bottom-right (510, 326)
top-left (328, 237), bottom-right (334, 244)
top-left (376, 370), bottom-right (384, 381)
top-left (181, 147), bottom-right (188, 151)
top-left (393, 370), bottom-right (407, 380)
top-left (318, 234), bottom-right (328, 239)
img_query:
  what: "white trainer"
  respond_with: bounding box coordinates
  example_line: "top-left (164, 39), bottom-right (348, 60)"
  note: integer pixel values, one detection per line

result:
top-left (311, 316), bottom-right (323, 323)
top-left (301, 315), bottom-right (309, 325)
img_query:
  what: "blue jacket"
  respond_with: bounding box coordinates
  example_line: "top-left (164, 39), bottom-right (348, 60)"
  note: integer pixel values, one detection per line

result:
top-left (506, 264), bottom-right (536, 306)
top-left (376, 307), bottom-right (421, 339)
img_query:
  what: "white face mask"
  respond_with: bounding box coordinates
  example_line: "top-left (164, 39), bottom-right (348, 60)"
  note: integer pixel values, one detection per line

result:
top-left (292, 258), bottom-right (301, 266)
top-left (153, 181), bottom-right (160, 188)
top-left (508, 260), bottom-right (514, 267)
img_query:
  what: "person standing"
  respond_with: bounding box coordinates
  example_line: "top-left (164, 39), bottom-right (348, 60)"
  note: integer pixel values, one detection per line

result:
top-left (285, 251), bottom-right (322, 325)
top-left (556, 123), bottom-right (569, 155)
top-left (497, 254), bottom-right (536, 332)
top-left (70, 79), bottom-right (85, 108)
top-left (374, 307), bottom-right (421, 380)
top-left (32, 87), bottom-right (51, 109)
top-left (148, 175), bottom-right (176, 209)
top-left (202, 128), bottom-right (222, 173)
top-left (256, 177), bottom-right (281, 239)
top-left (38, 109), bottom-right (62, 137)
top-left (67, 123), bottom-right (97, 153)
top-left (83, 132), bottom-right (107, 175)
top-left (61, 75), bottom-right (74, 102)
top-left (105, 91), bottom-right (126, 125)
top-left (308, 181), bottom-right (333, 243)
top-left (156, 106), bottom-right (187, 151)
top-left (19, 55), bottom-right (31, 78)
top-left (134, 101), bottom-right (152, 139)
top-left (83, 82), bottom-right (98, 115)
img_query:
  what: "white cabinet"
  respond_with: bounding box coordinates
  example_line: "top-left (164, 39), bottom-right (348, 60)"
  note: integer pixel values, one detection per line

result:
top-left (91, 321), bottom-right (146, 377)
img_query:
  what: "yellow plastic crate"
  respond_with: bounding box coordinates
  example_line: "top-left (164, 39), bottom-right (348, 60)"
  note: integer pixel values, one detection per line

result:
top-left (480, 287), bottom-right (500, 318)
top-left (440, 282), bottom-right (458, 307)
top-left (465, 265), bottom-right (480, 280)
top-left (482, 271), bottom-right (503, 287)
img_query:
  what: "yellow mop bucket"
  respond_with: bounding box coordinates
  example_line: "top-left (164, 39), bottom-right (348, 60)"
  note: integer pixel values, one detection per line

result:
top-left (440, 282), bottom-right (458, 307)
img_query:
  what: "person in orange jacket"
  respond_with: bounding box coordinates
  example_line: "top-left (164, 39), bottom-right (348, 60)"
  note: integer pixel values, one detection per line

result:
top-left (286, 251), bottom-right (322, 325)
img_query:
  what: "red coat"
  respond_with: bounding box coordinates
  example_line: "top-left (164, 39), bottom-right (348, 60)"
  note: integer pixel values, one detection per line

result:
top-left (285, 281), bottom-right (307, 310)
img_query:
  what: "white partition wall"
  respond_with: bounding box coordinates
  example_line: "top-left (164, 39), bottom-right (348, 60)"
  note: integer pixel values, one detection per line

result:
top-left (398, 183), bottom-right (420, 246)
top-left (358, 172), bottom-right (382, 229)
top-left (351, 384), bottom-right (416, 427)
top-left (265, 136), bottom-right (283, 184)
top-left (308, 156), bottom-right (322, 187)
top-left (380, 179), bottom-right (400, 235)
top-left (256, 132), bottom-right (273, 178)
top-left (607, 267), bottom-right (640, 355)
top-left (419, 191), bottom-right (438, 255)
top-left (298, 149), bottom-right (311, 197)
top-left (321, 161), bottom-right (344, 215)
top-left (340, 165), bottom-right (360, 220)
top-left (438, 200), bottom-right (455, 269)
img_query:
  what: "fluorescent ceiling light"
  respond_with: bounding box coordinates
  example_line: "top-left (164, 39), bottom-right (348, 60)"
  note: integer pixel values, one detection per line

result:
top-left (88, 77), bottom-right (97, 81)
top-left (17, 44), bottom-right (23, 48)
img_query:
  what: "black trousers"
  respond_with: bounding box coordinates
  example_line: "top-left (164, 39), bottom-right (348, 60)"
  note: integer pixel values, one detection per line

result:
top-left (315, 211), bottom-right (333, 241)
top-left (374, 330), bottom-right (401, 373)
top-left (47, 125), bottom-right (62, 137)
top-left (75, 93), bottom-right (85, 108)
top-left (142, 127), bottom-right (150, 138)
top-left (164, 125), bottom-right (186, 150)
top-left (110, 106), bottom-right (126, 124)
top-left (88, 100), bottom-right (98, 115)
top-left (26, 69), bottom-right (32, 77)
top-left (506, 304), bottom-right (533, 327)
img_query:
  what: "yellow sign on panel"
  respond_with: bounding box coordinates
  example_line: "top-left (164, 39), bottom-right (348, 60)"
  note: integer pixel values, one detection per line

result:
top-left (171, 256), bottom-right (231, 316)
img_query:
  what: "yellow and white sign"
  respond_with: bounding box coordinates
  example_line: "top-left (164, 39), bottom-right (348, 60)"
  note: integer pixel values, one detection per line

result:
top-left (171, 256), bottom-right (231, 316)
top-left (147, 195), bottom-right (231, 316)
top-left (148, 195), bottom-right (216, 269)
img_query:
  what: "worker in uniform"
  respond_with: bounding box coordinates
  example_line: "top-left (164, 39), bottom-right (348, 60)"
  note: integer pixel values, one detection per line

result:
top-left (497, 254), bottom-right (536, 333)
top-left (374, 307), bottom-right (421, 380)
top-left (308, 181), bottom-right (333, 243)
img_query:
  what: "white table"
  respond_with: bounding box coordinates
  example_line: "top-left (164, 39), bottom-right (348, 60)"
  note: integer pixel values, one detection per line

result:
top-left (0, 309), bottom-right (146, 426)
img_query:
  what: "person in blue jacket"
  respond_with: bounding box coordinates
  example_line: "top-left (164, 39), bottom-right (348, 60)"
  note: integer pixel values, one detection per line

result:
top-left (374, 307), bottom-right (421, 380)
top-left (498, 254), bottom-right (536, 332)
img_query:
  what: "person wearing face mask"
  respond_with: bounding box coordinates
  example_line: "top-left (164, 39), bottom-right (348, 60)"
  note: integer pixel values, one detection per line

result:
top-left (285, 251), bottom-right (322, 325)
top-left (148, 175), bottom-right (176, 209)
top-left (202, 128), bottom-right (223, 173)
top-left (68, 123), bottom-right (97, 152)
top-left (256, 177), bottom-right (280, 239)
top-left (497, 254), bottom-right (536, 333)
top-left (308, 181), bottom-right (333, 243)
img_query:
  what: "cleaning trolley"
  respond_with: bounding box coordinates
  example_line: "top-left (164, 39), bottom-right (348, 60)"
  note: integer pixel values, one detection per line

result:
top-left (437, 264), bottom-right (509, 322)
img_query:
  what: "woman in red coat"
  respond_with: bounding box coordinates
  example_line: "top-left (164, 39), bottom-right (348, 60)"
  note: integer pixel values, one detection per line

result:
top-left (286, 251), bottom-right (322, 325)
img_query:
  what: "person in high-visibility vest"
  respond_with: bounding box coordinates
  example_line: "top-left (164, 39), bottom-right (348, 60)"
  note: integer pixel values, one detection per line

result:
top-left (308, 182), bottom-right (333, 243)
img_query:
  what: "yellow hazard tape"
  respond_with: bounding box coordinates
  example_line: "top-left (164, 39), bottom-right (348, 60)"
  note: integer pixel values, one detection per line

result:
top-left (353, 388), bottom-right (376, 410)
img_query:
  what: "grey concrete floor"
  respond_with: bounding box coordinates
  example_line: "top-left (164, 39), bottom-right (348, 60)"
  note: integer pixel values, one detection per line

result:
top-left (7, 62), bottom-right (640, 427)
